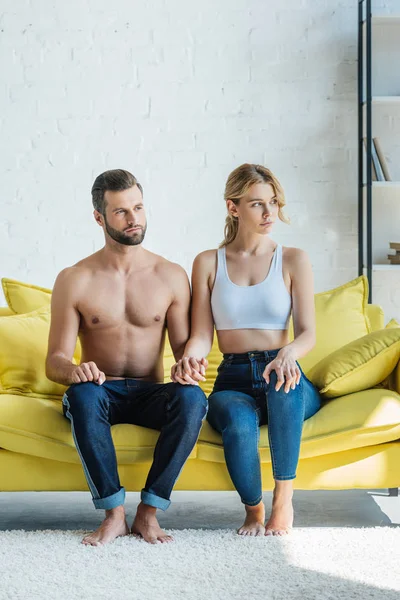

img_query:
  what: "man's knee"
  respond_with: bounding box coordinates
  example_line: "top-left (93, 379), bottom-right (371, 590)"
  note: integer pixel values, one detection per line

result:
top-left (173, 384), bottom-right (208, 421)
top-left (63, 382), bottom-right (107, 418)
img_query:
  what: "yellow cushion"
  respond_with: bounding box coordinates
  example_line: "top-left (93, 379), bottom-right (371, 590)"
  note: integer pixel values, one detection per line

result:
top-left (0, 307), bottom-right (81, 399)
top-left (290, 276), bottom-right (371, 374)
top-left (199, 334), bottom-right (223, 396)
top-left (2, 278), bottom-right (51, 314)
top-left (198, 388), bottom-right (400, 463)
top-left (0, 394), bottom-right (196, 464)
top-left (386, 318), bottom-right (400, 329)
top-left (366, 304), bottom-right (384, 332)
top-left (1, 389), bottom-right (399, 467)
top-left (308, 327), bottom-right (400, 399)
top-left (0, 306), bottom-right (13, 317)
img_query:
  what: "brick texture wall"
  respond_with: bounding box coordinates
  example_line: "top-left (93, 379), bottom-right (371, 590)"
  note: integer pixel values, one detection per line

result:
top-left (0, 0), bottom-right (396, 307)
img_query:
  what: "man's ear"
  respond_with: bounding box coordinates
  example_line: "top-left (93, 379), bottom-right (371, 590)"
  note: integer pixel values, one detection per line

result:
top-left (93, 210), bottom-right (104, 226)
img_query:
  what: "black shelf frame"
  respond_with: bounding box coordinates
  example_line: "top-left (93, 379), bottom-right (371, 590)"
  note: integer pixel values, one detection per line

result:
top-left (358, 0), bottom-right (373, 303)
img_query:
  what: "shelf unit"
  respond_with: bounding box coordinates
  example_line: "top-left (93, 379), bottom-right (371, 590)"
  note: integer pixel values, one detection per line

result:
top-left (358, 1), bottom-right (400, 302)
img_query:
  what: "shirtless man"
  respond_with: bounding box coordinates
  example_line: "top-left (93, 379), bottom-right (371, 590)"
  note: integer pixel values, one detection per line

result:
top-left (46, 169), bottom-right (208, 546)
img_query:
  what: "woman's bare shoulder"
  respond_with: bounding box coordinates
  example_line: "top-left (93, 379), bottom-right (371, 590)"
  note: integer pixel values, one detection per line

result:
top-left (194, 249), bottom-right (218, 266)
top-left (282, 246), bottom-right (312, 277)
top-left (282, 246), bottom-right (310, 262)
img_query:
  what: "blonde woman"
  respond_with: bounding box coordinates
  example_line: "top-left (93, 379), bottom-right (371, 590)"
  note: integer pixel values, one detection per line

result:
top-left (171, 163), bottom-right (321, 536)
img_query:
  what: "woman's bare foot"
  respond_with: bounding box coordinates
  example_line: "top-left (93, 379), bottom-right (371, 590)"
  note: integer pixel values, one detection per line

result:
top-left (265, 481), bottom-right (294, 537)
top-left (131, 502), bottom-right (173, 544)
top-left (82, 505), bottom-right (129, 546)
top-left (238, 502), bottom-right (265, 536)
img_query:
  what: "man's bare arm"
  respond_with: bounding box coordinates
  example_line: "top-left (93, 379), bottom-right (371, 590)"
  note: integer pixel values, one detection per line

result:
top-left (165, 264), bottom-right (192, 363)
top-left (46, 268), bottom-right (105, 386)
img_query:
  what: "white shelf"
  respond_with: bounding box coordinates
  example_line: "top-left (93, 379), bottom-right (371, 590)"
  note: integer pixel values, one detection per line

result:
top-left (372, 181), bottom-right (400, 188)
top-left (369, 96), bottom-right (400, 104)
top-left (363, 16), bottom-right (400, 25)
top-left (362, 182), bottom-right (400, 188)
top-left (372, 264), bottom-right (400, 271)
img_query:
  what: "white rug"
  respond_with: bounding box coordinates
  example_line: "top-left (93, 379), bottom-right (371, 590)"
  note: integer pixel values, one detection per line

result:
top-left (1, 528), bottom-right (399, 600)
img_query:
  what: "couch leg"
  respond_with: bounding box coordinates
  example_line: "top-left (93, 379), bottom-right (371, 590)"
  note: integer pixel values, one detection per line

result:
top-left (388, 488), bottom-right (399, 497)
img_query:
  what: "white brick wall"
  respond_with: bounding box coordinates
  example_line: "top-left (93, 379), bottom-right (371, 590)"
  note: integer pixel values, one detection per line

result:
top-left (0, 0), bottom-right (398, 317)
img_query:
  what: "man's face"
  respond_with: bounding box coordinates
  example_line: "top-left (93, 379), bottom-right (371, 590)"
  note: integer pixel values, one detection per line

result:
top-left (97, 185), bottom-right (147, 246)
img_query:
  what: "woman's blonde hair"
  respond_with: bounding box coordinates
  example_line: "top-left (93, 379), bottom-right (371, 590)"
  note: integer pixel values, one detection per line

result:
top-left (220, 163), bottom-right (289, 248)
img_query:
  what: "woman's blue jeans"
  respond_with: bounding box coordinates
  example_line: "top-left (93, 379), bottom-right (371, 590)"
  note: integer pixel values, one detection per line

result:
top-left (207, 349), bottom-right (321, 506)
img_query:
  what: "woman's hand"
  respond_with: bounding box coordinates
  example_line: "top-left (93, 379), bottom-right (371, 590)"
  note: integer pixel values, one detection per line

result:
top-left (171, 356), bottom-right (208, 386)
top-left (262, 348), bottom-right (301, 394)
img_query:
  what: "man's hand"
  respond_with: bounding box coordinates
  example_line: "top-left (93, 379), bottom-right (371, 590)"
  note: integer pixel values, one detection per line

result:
top-left (262, 349), bottom-right (301, 394)
top-left (171, 357), bottom-right (208, 386)
top-left (71, 361), bottom-right (106, 385)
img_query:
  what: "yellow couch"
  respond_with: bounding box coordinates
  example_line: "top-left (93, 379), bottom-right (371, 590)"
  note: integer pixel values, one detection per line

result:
top-left (0, 276), bottom-right (399, 495)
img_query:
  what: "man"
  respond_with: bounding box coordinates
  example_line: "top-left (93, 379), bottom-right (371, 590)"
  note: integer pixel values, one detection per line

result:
top-left (46, 169), bottom-right (208, 546)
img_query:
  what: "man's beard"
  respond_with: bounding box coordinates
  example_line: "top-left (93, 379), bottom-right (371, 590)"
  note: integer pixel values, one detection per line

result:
top-left (104, 218), bottom-right (147, 246)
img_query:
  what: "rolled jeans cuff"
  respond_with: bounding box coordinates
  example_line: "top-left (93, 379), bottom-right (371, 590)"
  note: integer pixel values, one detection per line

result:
top-left (141, 489), bottom-right (171, 511)
top-left (93, 487), bottom-right (126, 510)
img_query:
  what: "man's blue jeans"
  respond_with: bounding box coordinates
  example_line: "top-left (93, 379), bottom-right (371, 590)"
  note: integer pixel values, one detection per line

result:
top-left (207, 349), bottom-right (321, 506)
top-left (62, 379), bottom-right (207, 511)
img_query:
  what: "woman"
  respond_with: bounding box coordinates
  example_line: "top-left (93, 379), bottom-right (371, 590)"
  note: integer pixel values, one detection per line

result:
top-left (171, 163), bottom-right (321, 537)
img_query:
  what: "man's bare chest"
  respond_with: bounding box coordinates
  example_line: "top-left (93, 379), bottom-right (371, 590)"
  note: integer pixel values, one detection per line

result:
top-left (77, 278), bottom-right (171, 331)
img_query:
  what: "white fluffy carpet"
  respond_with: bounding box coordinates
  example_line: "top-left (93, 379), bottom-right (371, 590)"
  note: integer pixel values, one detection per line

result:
top-left (1, 528), bottom-right (399, 600)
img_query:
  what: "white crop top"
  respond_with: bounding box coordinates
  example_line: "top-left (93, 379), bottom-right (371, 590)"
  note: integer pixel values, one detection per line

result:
top-left (210, 245), bottom-right (292, 331)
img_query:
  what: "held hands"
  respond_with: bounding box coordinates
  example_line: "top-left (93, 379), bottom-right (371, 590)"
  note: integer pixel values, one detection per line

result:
top-left (171, 356), bottom-right (209, 386)
top-left (262, 349), bottom-right (301, 394)
top-left (71, 361), bottom-right (106, 385)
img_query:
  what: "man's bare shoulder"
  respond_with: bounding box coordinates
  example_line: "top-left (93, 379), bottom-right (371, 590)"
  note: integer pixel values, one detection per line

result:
top-left (152, 254), bottom-right (188, 283)
top-left (54, 254), bottom-right (99, 292)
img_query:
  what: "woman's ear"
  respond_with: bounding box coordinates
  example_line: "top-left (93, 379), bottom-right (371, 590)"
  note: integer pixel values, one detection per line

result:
top-left (226, 199), bottom-right (239, 219)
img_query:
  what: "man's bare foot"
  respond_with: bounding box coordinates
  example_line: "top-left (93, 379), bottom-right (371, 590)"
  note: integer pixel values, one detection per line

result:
top-left (265, 484), bottom-right (294, 537)
top-left (238, 502), bottom-right (265, 536)
top-left (131, 502), bottom-right (173, 544)
top-left (82, 505), bottom-right (129, 546)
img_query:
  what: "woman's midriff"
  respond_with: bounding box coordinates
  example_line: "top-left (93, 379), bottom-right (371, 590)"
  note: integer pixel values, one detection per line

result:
top-left (216, 329), bottom-right (289, 355)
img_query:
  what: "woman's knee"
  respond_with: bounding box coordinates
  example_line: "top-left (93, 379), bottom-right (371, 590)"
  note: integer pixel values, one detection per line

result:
top-left (207, 393), bottom-right (257, 435)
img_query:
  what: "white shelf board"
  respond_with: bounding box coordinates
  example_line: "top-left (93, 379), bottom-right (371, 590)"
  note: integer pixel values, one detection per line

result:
top-left (372, 96), bottom-right (400, 104)
top-left (372, 264), bottom-right (400, 270)
top-left (362, 182), bottom-right (400, 188)
top-left (363, 16), bottom-right (400, 25)
top-left (362, 97), bottom-right (400, 107)
top-left (373, 181), bottom-right (400, 188)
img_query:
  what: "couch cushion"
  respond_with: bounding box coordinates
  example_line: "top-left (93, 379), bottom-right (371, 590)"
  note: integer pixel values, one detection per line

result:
top-left (386, 318), bottom-right (400, 329)
top-left (308, 327), bottom-right (400, 398)
top-left (2, 278), bottom-right (51, 314)
top-left (197, 388), bottom-right (400, 463)
top-left (0, 393), bottom-right (196, 464)
top-left (289, 276), bottom-right (371, 374)
top-left (1, 389), bottom-right (398, 466)
top-left (366, 304), bottom-right (384, 332)
top-left (0, 307), bottom-right (81, 399)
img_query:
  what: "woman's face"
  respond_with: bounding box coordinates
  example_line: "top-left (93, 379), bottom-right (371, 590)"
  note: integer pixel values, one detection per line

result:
top-left (227, 182), bottom-right (279, 235)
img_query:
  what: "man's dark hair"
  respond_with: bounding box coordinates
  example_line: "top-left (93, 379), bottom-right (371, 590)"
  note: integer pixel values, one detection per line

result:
top-left (91, 169), bottom-right (143, 215)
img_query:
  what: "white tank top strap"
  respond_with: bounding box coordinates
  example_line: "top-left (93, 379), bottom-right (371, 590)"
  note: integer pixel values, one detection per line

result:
top-left (216, 247), bottom-right (226, 281)
top-left (271, 244), bottom-right (282, 274)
